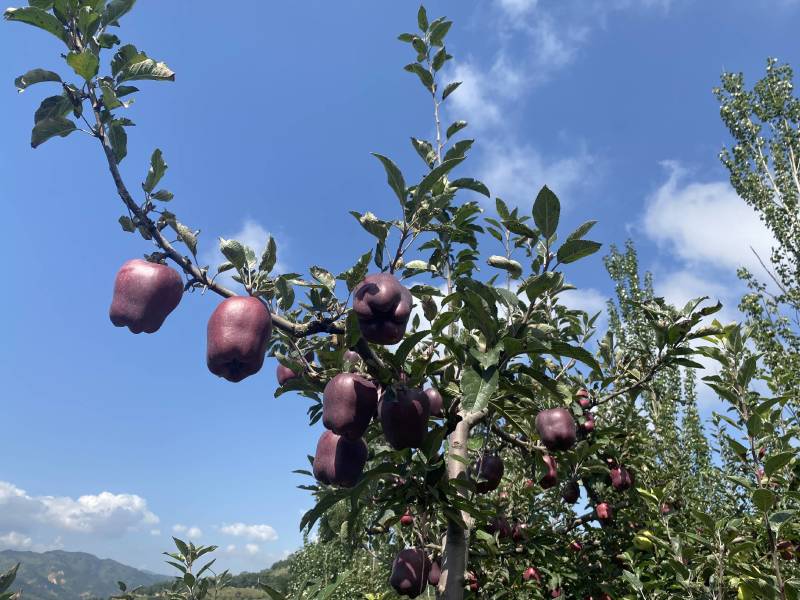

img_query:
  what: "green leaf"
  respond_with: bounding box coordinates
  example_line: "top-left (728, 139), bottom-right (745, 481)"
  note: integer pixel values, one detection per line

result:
top-left (429, 19), bottom-right (452, 46)
top-left (310, 266), bottom-right (336, 291)
top-left (259, 236), bottom-right (277, 273)
top-left (404, 62), bottom-right (434, 91)
top-left (34, 94), bottom-right (72, 122)
top-left (276, 277), bottom-right (294, 310)
top-left (417, 5), bottom-right (428, 30)
top-left (371, 153), bottom-right (406, 204)
top-left (98, 32), bottom-right (120, 48)
top-left (117, 57), bottom-right (175, 82)
top-left (219, 238), bottom-right (246, 271)
top-left (442, 81), bottom-right (461, 101)
top-left (0, 564), bottom-right (19, 595)
top-left (532, 185), bottom-right (560, 238)
top-left (77, 6), bottom-right (99, 36)
top-left (151, 189), bottom-right (173, 201)
top-left (99, 82), bottom-right (125, 109)
top-left (565, 220), bottom-right (597, 241)
top-left (350, 211), bottom-right (390, 242)
top-left (172, 537), bottom-right (190, 558)
top-left (487, 255), bottom-right (522, 278)
top-left (416, 157), bottom-right (464, 199)
top-left (258, 584), bottom-right (287, 600)
top-left (4, 7), bottom-right (66, 42)
top-left (338, 250), bottom-right (372, 292)
top-left (523, 271), bottom-right (561, 301)
top-left (451, 177), bottom-right (490, 197)
top-left (14, 68), bottom-right (61, 92)
top-left (102, 0), bottom-right (135, 26)
top-left (548, 341), bottom-right (601, 373)
top-left (556, 239), bottom-right (602, 264)
top-left (172, 222), bottom-right (197, 255)
top-left (753, 488), bottom-right (776, 512)
top-left (31, 116), bottom-right (76, 148)
top-left (143, 149), bottom-right (166, 192)
top-left (765, 451), bottom-right (795, 476)
top-left (28, 0), bottom-right (54, 8)
top-left (108, 121), bottom-right (127, 162)
top-left (460, 366), bottom-right (498, 413)
top-left (66, 50), bottom-right (99, 81)
top-left (118, 215), bottom-right (135, 232)
top-left (446, 120), bottom-right (467, 139)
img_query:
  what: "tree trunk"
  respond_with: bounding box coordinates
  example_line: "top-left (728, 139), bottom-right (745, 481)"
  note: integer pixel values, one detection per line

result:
top-left (436, 414), bottom-right (473, 600)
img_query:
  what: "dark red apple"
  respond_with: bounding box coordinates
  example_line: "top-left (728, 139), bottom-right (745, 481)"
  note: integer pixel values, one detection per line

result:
top-left (389, 548), bottom-right (431, 598)
top-left (551, 588), bottom-right (562, 598)
top-left (354, 273), bottom-right (412, 345)
top-left (523, 567), bottom-right (541, 583)
top-left (400, 510), bottom-right (414, 527)
top-left (535, 408), bottom-right (577, 451)
top-left (428, 560), bottom-right (441, 586)
top-left (424, 388), bottom-right (444, 418)
top-left (323, 373), bottom-right (378, 439)
top-left (569, 541), bottom-right (582, 552)
top-left (487, 516), bottom-right (511, 539)
top-left (610, 465), bottom-right (633, 492)
top-left (312, 430), bottom-right (368, 488)
top-left (276, 351), bottom-right (313, 385)
top-left (561, 480), bottom-right (580, 504)
top-left (109, 259), bottom-right (183, 333)
top-left (596, 502), bottom-right (612, 522)
top-left (379, 386), bottom-right (430, 450)
top-left (207, 296), bottom-right (273, 382)
top-left (512, 522), bottom-right (528, 543)
top-left (343, 349), bottom-right (362, 367)
top-left (470, 454), bottom-right (504, 494)
top-left (660, 503), bottom-right (672, 516)
top-left (466, 572), bottom-right (479, 592)
top-left (580, 413), bottom-right (596, 434)
top-left (539, 454), bottom-right (558, 489)
top-left (577, 388), bottom-right (592, 409)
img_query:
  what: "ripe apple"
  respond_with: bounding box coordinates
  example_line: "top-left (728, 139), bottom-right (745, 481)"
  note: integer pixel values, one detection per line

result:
top-left (561, 480), bottom-right (580, 504)
top-left (276, 351), bottom-right (313, 386)
top-left (389, 548), bottom-right (431, 598)
top-left (424, 387), bottom-right (444, 418)
top-left (539, 454), bottom-right (558, 489)
top-left (569, 541), bottom-right (583, 552)
top-left (323, 372), bottom-right (378, 439)
top-left (466, 571), bottom-right (479, 592)
top-left (312, 430), bottom-right (368, 488)
top-left (610, 465), bottom-right (633, 492)
top-left (207, 296), bottom-right (273, 382)
top-left (354, 273), bottom-right (412, 345)
top-left (576, 388), bottom-right (592, 409)
top-left (400, 510), bottom-right (414, 527)
top-left (512, 522), bottom-right (528, 543)
top-left (522, 566), bottom-right (541, 583)
top-left (379, 386), bottom-right (430, 450)
top-left (470, 454), bottom-right (504, 494)
top-left (596, 502), bottom-right (612, 522)
top-left (535, 408), bottom-right (577, 451)
top-left (109, 259), bottom-right (183, 333)
top-left (427, 560), bottom-right (441, 586)
top-left (580, 413), bottom-right (596, 434)
top-left (487, 516), bottom-right (512, 539)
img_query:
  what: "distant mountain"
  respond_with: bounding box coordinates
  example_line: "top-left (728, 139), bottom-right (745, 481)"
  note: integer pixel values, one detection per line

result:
top-left (0, 550), bottom-right (168, 600)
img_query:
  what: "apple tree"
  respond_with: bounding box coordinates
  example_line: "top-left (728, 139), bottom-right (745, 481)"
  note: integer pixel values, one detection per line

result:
top-left (5, 3), bottom-right (722, 599)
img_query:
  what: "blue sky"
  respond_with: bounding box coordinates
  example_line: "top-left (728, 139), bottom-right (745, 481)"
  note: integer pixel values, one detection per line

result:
top-left (0, 0), bottom-right (795, 575)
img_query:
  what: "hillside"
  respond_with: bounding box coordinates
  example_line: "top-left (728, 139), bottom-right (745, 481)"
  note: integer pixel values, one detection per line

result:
top-left (0, 550), bottom-right (168, 600)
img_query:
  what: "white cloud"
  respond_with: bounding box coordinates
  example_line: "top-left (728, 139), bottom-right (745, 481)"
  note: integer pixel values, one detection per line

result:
top-left (245, 543), bottom-right (260, 555)
top-left (225, 544), bottom-right (236, 553)
top-left (0, 481), bottom-right (158, 538)
top-left (150, 529), bottom-right (161, 536)
top-left (497, 0), bottom-right (539, 16)
top-left (219, 522), bottom-right (278, 542)
top-left (478, 140), bottom-right (595, 207)
top-left (172, 524), bottom-right (203, 539)
top-left (643, 162), bottom-right (774, 274)
top-left (0, 532), bottom-right (32, 549)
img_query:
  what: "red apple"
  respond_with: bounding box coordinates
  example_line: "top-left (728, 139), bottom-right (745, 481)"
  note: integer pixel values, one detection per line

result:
top-left (400, 510), bottom-right (414, 527)
top-left (610, 465), bottom-right (633, 492)
top-left (323, 372), bottom-right (378, 439)
top-left (354, 273), bottom-right (412, 345)
top-left (523, 566), bottom-right (541, 583)
top-left (596, 502), bottom-right (613, 522)
top-left (379, 386), bottom-right (430, 450)
top-left (536, 408), bottom-right (577, 451)
top-left (109, 259), bottom-right (183, 333)
top-left (539, 454), bottom-right (558, 489)
top-left (424, 388), bottom-right (444, 418)
top-left (312, 430), bottom-right (368, 488)
top-left (207, 296), bottom-right (273, 382)
top-left (389, 548), bottom-right (431, 598)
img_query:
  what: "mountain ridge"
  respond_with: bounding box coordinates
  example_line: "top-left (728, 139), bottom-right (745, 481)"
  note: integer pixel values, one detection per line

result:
top-left (0, 549), bottom-right (169, 600)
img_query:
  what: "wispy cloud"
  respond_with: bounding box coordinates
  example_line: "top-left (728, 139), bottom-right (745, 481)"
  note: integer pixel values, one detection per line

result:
top-left (172, 524), bottom-right (203, 539)
top-left (219, 522), bottom-right (278, 542)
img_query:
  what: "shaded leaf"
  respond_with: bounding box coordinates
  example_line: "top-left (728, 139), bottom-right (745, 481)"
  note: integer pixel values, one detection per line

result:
top-left (14, 68), bottom-right (61, 92)
top-left (143, 148), bottom-right (166, 192)
top-left (461, 366), bottom-right (498, 413)
top-left (532, 185), bottom-right (560, 238)
top-left (371, 153), bottom-right (406, 204)
top-left (31, 116), bottom-right (76, 148)
top-left (4, 7), bottom-right (66, 42)
top-left (556, 239), bottom-right (602, 264)
top-left (442, 81), bottom-right (461, 101)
